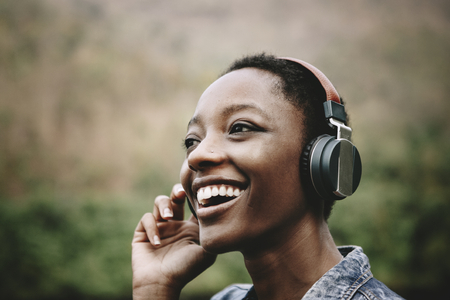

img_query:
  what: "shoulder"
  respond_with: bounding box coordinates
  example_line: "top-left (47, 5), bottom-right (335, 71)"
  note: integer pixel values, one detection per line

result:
top-left (210, 284), bottom-right (253, 300)
top-left (337, 246), bottom-right (405, 300)
top-left (304, 246), bottom-right (405, 300)
top-left (351, 277), bottom-right (405, 300)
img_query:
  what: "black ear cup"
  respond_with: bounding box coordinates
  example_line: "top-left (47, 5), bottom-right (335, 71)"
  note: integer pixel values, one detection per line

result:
top-left (301, 135), bottom-right (362, 201)
top-left (300, 135), bottom-right (322, 189)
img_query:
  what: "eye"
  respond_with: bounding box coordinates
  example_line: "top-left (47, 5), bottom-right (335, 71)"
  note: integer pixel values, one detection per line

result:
top-left (229, 122), bottom-right (259, 134)
top-left (183, 138), bottom-right (200, 150)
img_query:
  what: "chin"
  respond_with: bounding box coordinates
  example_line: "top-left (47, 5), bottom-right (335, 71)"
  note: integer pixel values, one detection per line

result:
top-left (199, 227), bottom-right (245, 255)
top-left (200, 234), bottom-right (233, 255)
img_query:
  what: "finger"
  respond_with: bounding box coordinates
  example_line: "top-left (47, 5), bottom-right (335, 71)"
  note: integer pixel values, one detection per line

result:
top-left (153, 184), bottom-right (187, 222)
top-left (133, 213), bottom-right (161, 247)
top-left (153, 195), bottom-right (173, 221)
top-left (157, 220), bottom-right (199, 243)
top-left (169, 184), bottom-right (186, 220)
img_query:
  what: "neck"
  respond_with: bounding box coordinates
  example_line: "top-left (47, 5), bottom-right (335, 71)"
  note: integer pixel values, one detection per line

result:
top-left (242, 213), bottom-right (342, 300)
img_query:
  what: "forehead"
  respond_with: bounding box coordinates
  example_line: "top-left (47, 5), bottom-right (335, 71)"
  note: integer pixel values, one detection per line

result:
top-left (199, 68), bottom-right (279, 105)
top-left (190, 68), bottom-right (299, 126)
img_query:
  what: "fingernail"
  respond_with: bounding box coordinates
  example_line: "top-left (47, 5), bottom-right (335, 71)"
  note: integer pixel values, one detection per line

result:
top-left (153, 235), bottom-right (161, 246)
top-left (163, 208), bottom-right (173, 218)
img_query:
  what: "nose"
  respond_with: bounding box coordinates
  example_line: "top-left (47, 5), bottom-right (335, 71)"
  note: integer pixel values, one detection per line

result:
top-left (188, 135), bottom-right (226, 172)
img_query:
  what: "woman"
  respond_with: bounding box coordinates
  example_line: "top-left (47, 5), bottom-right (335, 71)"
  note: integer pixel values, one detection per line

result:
top-left (131, 54), bottom-right (404, 300)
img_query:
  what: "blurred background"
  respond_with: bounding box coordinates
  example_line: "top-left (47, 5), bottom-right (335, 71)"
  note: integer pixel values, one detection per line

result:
top-left (1, 0), bottom-right (449, 299)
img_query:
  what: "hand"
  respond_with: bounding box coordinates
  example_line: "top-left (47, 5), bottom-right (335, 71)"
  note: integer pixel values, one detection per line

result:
top-left (132, 184), bottom-right (216, 300)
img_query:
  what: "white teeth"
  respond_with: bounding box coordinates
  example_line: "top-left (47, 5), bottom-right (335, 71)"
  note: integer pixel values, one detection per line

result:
top-left (211, 186), bottom-right (219, 197)
top-left (219, 185), bottom-right (226, 196)
top-left (196, 184), bottom-right (245, 205)
top-left (204, 186), bottom-right (212, 199)
top-left (198, 189), bottom-right (204, 202)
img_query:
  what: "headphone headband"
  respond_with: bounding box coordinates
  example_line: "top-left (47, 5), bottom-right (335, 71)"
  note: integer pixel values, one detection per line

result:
top-left (278, 57), bottom-right (341, 104)
top-left (279, 57), bottom-right (361, 201)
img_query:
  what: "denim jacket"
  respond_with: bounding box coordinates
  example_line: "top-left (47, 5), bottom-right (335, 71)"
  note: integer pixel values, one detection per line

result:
top-left (210, 246), bottom-right (405, 300)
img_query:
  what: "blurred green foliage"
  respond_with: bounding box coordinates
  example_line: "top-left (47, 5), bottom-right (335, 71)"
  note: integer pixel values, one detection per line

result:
top-left (0, 196), bottom-right (136, 299)
top-left (1, 0), bottom-right (450, 299)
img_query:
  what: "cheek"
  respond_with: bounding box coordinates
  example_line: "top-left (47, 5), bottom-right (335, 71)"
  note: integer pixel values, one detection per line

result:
top-left (180, 160), bottom-right (192, 196)
top-left (244, 142), bottom-right (302, 182)
top-left (238, 144), bottom-right (304, 208)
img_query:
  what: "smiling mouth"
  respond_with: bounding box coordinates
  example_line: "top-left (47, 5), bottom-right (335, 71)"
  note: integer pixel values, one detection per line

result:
top-left (197, 185), bottom-right (244, 207)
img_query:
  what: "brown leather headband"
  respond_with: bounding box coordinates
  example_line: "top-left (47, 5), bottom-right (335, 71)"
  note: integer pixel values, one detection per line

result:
top-left (278, 57), bottom-right (341, 104)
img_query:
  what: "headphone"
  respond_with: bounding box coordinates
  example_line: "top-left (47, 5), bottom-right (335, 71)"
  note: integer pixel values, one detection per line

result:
top-left (186, 57), bottom-right (362, 218)
top-left (280, 57), bottom-right (362, 201)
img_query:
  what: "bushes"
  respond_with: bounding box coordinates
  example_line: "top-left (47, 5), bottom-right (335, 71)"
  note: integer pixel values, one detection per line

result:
top-left (0, 196), bottom-right (139, 300)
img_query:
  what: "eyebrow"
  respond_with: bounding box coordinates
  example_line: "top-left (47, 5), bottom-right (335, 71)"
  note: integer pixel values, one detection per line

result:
top-left (187, 116), bottom-right (200, 129)
top-left (187, 103), bottom-right (269, 129)
top-left (221, 103), bottom-right (269, 119)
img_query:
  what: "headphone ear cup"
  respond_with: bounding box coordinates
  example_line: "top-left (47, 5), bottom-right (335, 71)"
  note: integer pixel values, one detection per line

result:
top-left (301, 135), bottom-right (362, 201)
top-left (300, 135), bottom-right (333, 199)
top-left (312, 136), bottom-right (346, 200)
top-left (300, 136), bottom-right (320, 183)
top-left (352, 147), bottom-right (362, 192)
top-left (302, 135), bottom-right (345, 201)
top-left (317, 137), bottom-right (362, 198)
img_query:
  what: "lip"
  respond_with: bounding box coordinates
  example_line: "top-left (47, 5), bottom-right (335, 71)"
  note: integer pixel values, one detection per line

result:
top-left (196, 193), bottom-right (243, 219)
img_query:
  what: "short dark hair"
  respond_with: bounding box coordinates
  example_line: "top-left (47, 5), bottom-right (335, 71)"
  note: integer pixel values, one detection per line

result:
top-left (222, 53), bottom-right (349, 220)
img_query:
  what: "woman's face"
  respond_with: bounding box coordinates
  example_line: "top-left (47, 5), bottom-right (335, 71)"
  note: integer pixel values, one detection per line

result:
top-left (180, 68), bottom-right (308, 254)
